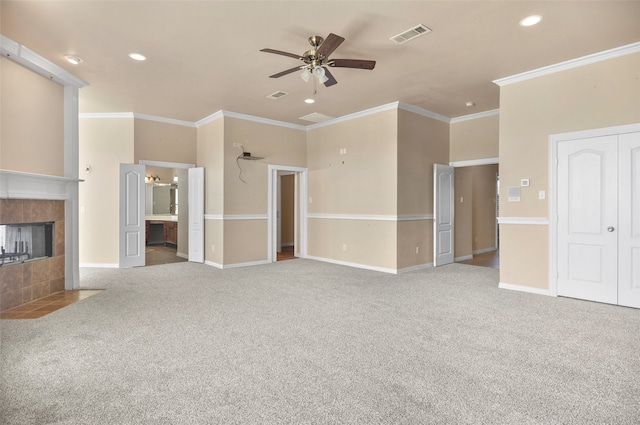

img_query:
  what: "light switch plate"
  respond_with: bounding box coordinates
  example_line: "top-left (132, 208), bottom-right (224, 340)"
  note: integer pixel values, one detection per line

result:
top-left (521, 179), bottom-right (530, 187)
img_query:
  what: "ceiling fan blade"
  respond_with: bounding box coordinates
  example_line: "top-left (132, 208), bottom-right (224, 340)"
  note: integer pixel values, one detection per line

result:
top-left (269, 66), bottom-right (304, 78)
top-left (260, 48), bottom-right (302, 60)
top-left (323, 67), bottom-right (338, 87)
top-left (330, 59), bottom-right (376, 70)
top-left (316, 33), bottom-right (345, 58)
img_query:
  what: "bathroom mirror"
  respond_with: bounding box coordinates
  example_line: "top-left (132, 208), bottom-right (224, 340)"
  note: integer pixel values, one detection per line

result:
top-left (146, 183), bottom-right (178, 215)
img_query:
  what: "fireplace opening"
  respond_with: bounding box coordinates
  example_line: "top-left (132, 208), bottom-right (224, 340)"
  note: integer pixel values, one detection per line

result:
top-left (0, 222), bottom-right (54, 267)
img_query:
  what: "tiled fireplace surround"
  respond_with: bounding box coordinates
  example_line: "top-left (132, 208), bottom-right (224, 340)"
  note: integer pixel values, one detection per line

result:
top-left (0, 199), bottom-right (66, 312)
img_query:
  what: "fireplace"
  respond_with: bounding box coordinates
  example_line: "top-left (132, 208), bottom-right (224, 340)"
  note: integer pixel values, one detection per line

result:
top-left (1, 222), bottom-right (54, 266)
top-left (0, 199), bottom-right (66, 312)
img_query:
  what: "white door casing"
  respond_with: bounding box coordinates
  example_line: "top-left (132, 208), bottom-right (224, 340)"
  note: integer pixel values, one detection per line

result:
top-left (277, 174), bottom-right (282, 253)
top-left (188, 167), bottom-right (205, 263)
top-left (557, 136), bottom-right (618, 304)
top-left (618, 131), bottom-right (640, 308)
top-left (434, 164), bottom-right (455, 266)
top-left (119, 164), bottom-right (145, 268)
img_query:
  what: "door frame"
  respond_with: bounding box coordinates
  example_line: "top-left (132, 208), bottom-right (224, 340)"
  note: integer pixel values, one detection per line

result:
top-left (549, 122), bottom-right (640, 297)
top-left (268, 165), bottom-right (308, 263)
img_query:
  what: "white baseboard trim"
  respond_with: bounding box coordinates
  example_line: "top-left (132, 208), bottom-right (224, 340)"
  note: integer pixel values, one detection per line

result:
top-left (176, 252), bottom-right (188, 259)
top-left (305, 255), bottom-right (397, 274)
top-left (473, 247), bottom-right (498, 255)
top-left (455, 255), bottom-right (473, 262)
top-left (204, 259), bottom-right (271, 269)
top-left (397, 262), bottom-right (434, 273)
top-left (499, 282), bottom-right (551, 297)
top-left (204, 260), bottom-right (223, 269)
top-left (223, 259), bottom-right (271, 269)
top-left (80, 263), bottom-right (119, 268)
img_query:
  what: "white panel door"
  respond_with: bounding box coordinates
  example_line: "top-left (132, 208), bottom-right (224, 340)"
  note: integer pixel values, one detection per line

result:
top-left (557, 136), bottom-right (618, 304)
top-left (434, 164), bottom-right (454, 266)
top-left (188, 167), bottom-right (205, 263)
top-left (119, 164), bottom-right (145, 268)
top-left (618, 131), bottom-right (640, 308)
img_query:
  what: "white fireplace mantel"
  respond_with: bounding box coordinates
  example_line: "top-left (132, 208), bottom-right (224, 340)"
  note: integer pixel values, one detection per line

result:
top-left (0, 169), bottom-right (83, 200)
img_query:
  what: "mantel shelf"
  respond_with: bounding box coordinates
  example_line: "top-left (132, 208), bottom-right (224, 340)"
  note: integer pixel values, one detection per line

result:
top-left (0, 169), bottom-right (83, 200)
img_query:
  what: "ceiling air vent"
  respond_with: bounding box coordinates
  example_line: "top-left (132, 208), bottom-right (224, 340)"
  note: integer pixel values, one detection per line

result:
top-left (390, 24), bottom-right (431, 44)
top-left (299, 112), bottom-right (335, 123)
top-left (266, 91), bottom-right (289, 100)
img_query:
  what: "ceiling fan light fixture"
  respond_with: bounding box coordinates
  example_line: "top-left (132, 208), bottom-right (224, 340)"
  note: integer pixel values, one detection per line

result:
top-left (313, 66), bottom-right (325, 78)
top-left (301, 68), bottom-right (312, 82)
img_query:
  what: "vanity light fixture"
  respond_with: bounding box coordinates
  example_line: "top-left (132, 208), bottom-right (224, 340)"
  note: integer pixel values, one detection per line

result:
top-left (64, 54), bottom-right (83, 65)
top-left (145, 175), bottom-right (160, 183)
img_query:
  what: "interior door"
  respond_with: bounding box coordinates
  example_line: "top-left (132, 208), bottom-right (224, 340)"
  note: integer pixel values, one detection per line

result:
top-left (618, 131), bottom-right (640, 308)
top-left (434, 164), bottom-right (455, 266)
top-left (188, 167), bottom-right (204, 263)
top-left (119, 164), bottom-right (145, 268)
top-left (557, 136), bottom-right (618, 304)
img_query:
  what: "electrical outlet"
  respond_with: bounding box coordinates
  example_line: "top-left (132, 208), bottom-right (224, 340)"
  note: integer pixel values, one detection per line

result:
top-left (539, 190), bottom-right (546, 200)
top-left (416, 246), bottom-right (419, 254)
top-left (211, 244), bottom-right (215, 252)
top-left (342, 244), bottom-right (347, 251)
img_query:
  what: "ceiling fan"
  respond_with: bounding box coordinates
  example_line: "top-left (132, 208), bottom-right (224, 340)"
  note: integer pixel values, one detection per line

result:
top-left (260, 33), bottom-right (376, 87)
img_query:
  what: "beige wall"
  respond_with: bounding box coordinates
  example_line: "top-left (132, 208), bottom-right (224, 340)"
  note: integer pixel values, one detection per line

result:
top-left (307, 110), bottom-right (398, 269)
top-left (308, 110), bottom-right (398, 215)
top-left (450, 114), bottom-right (499, 162)
top-left (134, 119), bottom-right (197, 165)
top-left (196, 116), bottom-right (305, 266)
top-left (499, 52), bottom-right (640, 290)
top-left (1, 57), bottom-right (64, 176)
top-left (397, 109), bottom-right (449, 269)
top-left (79, 117), bottom-right (135, 264)
top-left (197, 117), bottom-right (224, 264)
top-left (454, 167), bottom-right (473, 260)
top-left (471, 164), bottom-right (498, 252)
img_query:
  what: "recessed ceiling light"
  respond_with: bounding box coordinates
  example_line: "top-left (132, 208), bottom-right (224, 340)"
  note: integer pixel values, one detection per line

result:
top-left (519, 15), bottom-right (542, 27)
top-left (128, 53), bottom-right (146, 61)
top-left (304, 98), bottom-right (315, 104)
top-left (64, 54), bottom-right (83, 65)
top-left (465, 101), bottom-right (475, 107)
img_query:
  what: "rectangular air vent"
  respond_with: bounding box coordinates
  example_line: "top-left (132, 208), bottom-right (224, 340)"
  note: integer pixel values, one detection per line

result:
top-left (390, 24), bottom-right (431, 44)
top-left (299, 112), bottom-right (335, 123)
top-left (266, 91), bottom-right (288, 100)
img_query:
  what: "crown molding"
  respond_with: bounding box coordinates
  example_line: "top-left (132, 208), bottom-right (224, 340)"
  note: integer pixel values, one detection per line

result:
top-left (397, 102), bottom-right (451, 123)
top-left (450, 109), bottom-right (500, 124)
top-left (1, 34), bottom-right (88, 89)
top-left (494, 42), bottom-right (640, 87)
top-left (133, 113), bottom-right (196, 128)
top-left (449, 157), bottom-right (499, 167)
top-left (195, 110), bottom-right (306, 130)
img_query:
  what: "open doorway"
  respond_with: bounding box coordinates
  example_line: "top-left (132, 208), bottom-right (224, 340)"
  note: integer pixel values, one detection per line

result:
top-left (119, 160), bottom-right (198, 268)
top-left (268, 165), bottom-right (308, 263)
top-left (453, 162), bottom-right (500, 269)
top-left (277, 173), bottom-right (296, 261)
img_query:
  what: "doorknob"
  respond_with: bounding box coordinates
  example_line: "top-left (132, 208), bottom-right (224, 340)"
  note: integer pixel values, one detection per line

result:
top-left (607, 226), bottom-right (615, 232)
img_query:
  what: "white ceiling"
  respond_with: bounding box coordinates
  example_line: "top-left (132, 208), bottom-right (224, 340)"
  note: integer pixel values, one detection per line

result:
top-left (2, 1), bottom-right (639, 125)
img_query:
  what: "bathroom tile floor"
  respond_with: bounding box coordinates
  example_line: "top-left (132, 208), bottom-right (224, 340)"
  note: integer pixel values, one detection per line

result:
top-left (0, 289), bottom-right (104, 319)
